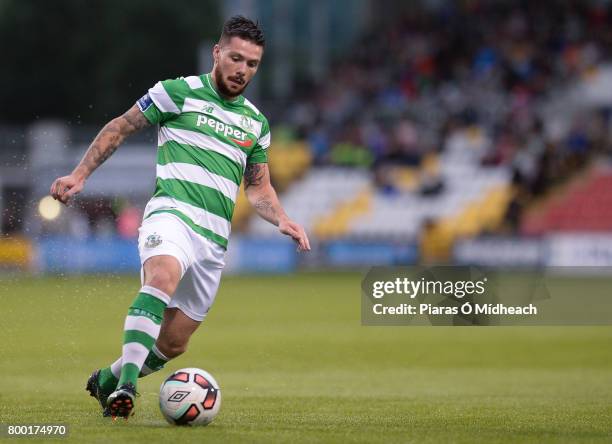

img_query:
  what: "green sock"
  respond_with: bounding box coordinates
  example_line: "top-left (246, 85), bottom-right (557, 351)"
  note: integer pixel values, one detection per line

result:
top-left (140, 345), bottom-right (170, 376)
top-left (117, 287), bottom-right (169, 389)
top-left (98, 345), bottom-right (169, 395)
top-left (98, 367), bottom-right (118, 395)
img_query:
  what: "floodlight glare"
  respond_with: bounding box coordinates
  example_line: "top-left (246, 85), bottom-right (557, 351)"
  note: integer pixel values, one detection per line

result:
top-left (39, 196), bottom-right (61, 221)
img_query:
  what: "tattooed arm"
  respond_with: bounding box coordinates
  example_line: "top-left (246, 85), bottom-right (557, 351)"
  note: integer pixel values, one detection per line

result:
top-left (50, 105), bottom-right (150, 204)
top-left (243, 163), bottom-right (284, 225)
top-left (244, 163), bottom-right (311, 251)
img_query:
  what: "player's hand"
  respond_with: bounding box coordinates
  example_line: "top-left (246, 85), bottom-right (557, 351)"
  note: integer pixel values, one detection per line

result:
top-left (50, 174), bottom-right (85, 205)
top-left (279, 218), bottom-right (311, 252)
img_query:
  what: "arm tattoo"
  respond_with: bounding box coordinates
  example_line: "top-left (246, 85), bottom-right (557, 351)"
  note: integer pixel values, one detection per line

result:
top-left (244, 162), bottom-right (286, 225)
top-left (122, 105), bottom-right (151, 133)
top-left (244, 163), bottom-right (265, 188)
top-left (74, 105), bottom-right (150, 178)
top-left (254, 198), bottom-right (274, 214)
top-left (78, 119), bottom-right (122, 175)
top-left (254, 197), bottom-right (280, 225)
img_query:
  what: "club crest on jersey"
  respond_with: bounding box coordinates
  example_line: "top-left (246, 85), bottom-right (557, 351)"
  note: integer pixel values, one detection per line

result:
top-left (203, 105), bottom-right (214, 114)
top-left (145, 233), bottom-right (162, 248)
top-left (240, 115), bottom-right (254, 132)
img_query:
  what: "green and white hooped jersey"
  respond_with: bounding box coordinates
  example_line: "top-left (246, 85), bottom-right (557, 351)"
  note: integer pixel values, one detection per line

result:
top-left (137, 73), bottom-right (271, 249)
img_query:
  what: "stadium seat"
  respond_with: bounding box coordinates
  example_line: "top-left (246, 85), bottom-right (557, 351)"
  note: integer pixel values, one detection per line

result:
top-left (522, 166), bottom-right (612, 234)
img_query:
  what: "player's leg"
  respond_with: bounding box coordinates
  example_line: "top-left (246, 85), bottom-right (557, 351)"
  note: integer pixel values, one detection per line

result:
top-left (91, 343), bottom-right (167, 404)
top-left (87, 214), bottom-right (212, 418)
top-left (91, 260), bottom-right (173, 406)
top-left (88, 214), bottom-right (196, 418)
top-left (97, 213), bottom-right (196, 418)
top-left (119, 237), bottom-right (226, 383)
top-left (106, 255), bottom-right (182, 418)
top-left (155, 307), bottom-right (201, 359)
top-left (93, 303), bottom-right (200, 405)
top-left (152, 237), bottom-right (226, 357)
top-left (118, 255), bottom-right (181, 385)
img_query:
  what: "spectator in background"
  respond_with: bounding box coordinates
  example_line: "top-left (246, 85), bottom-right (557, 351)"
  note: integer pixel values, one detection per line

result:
top-left (283, 0), bottom-right (612, 204)
top-left (116, 202), bottom-right (141, 239)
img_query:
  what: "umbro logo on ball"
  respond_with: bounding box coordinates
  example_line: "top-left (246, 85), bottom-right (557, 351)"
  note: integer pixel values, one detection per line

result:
top-left (167, 391), bottom-right (191, 403)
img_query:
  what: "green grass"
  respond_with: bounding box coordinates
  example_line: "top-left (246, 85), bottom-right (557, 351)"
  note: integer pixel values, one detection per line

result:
top-left (1, 272), bottom-right (612, 443)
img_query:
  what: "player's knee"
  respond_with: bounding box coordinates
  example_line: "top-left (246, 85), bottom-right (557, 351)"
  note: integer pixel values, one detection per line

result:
top-left (156, 337), bottom-right (188, 359)
top-left (143, 256), bottom-right (181, 295)
top-left (145, 269), bottom-right (178, 295)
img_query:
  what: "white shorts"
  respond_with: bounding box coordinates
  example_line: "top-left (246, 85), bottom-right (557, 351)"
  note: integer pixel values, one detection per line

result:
top-left (137, 212), bottom-right (225, 322)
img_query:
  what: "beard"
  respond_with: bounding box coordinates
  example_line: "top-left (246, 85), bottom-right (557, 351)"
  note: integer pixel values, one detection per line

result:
top-left (213, 67), bottom-right (247, 98)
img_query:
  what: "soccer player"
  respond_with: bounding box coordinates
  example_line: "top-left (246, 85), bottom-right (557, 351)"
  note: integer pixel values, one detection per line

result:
top-left (50, 16), bottom-right (310, 419)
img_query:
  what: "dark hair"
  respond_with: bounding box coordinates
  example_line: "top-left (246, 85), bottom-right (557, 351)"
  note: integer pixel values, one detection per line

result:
top-left (220, 15), bottom-right (265, 47)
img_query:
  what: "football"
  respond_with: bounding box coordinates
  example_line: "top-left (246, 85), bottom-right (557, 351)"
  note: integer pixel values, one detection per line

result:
top-left (159, 368), bottom-right (221, 426)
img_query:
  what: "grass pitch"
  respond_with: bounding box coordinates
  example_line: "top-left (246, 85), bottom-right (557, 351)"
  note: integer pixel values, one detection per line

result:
top-left (1, 272), bottom-right (612, 443)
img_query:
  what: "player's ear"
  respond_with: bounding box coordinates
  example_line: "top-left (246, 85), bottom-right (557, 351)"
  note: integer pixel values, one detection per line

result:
top-left (212, 44), bottom-right (221, 64)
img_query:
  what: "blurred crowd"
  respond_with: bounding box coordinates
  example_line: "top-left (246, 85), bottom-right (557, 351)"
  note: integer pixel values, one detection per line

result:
top-left (285, 0), bottom-right (612, 220)
top-left (7, 1), bottom-right (612, 240)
